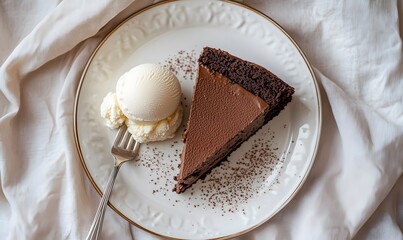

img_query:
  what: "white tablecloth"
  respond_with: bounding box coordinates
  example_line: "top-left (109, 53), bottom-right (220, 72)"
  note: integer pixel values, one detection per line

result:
top-left (0, 0), bottom-right (402, 239)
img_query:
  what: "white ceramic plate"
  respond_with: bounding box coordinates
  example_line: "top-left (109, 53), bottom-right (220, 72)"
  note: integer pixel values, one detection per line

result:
top-left (74, 0), bottom-right (321, 239)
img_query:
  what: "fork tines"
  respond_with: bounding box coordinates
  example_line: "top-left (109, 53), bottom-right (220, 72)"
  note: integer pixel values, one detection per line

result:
top-left (113, 125), bottom-right (138, 152)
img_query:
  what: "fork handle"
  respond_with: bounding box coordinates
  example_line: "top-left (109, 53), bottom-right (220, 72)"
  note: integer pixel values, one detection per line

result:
top-left (86, 165), bottom-right (120, 240)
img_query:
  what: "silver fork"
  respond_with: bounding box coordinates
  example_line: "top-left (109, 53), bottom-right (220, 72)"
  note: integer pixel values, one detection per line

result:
top-left (86, 125), bottom-right (140, 240)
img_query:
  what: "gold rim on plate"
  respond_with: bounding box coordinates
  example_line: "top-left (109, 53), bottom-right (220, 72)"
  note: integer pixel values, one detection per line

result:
top-left (73, 1), bottom-right (322, 239)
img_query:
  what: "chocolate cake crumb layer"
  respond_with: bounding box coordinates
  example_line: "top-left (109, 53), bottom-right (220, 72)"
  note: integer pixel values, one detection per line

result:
top-left (175, 47), bottom-right (294, 194)
top-left (199, 47), bottom-right (295, 123)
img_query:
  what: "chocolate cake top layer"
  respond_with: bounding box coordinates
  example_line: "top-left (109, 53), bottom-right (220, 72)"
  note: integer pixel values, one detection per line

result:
top-left (178, 65), bottom-right (269, 179)
top-left (199, 47), bottom-right (295, 108)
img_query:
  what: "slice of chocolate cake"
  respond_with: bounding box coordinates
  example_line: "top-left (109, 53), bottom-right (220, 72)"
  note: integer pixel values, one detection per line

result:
top-left (175, 47), bottom-right (294, 194)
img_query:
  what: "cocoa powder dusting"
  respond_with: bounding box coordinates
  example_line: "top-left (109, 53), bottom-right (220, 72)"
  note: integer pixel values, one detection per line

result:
top-left (159, 49), bottom-right (198, 82)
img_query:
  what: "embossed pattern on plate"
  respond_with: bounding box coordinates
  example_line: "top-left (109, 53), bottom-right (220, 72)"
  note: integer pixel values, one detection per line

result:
top-left (74, 1), bottom-right (321, 239)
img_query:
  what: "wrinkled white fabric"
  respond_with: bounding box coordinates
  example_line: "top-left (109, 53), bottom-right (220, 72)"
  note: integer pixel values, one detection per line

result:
top-left (0, 0), bottom-right (402, 239)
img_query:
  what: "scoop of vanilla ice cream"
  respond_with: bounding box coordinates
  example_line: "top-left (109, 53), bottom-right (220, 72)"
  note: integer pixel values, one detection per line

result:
top-left (116, 63), bottom-right (182, 123)
top-left (100, 63), bottom-right (183, 143)
top-left (100, 92), bottom-right (126, 128)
